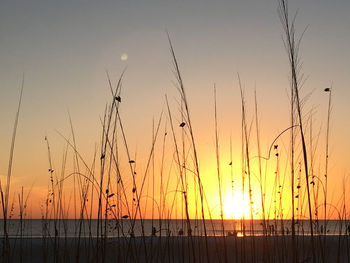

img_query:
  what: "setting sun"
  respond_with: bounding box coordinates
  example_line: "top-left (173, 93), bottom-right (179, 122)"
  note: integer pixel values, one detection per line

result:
top-left (223, 190), bottom-right (251, 219)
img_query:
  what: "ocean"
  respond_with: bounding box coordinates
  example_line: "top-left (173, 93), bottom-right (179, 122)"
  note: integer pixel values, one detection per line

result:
top-left (0, 219), bottom-right (348, 238)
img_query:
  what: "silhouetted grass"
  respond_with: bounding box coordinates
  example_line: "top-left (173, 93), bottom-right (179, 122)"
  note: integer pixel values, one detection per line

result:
top-left (1, 1), bottom-right (347, 263)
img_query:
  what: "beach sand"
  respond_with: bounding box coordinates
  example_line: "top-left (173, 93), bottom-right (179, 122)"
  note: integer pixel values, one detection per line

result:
top-left (2, 235), bottom-right (349, 262)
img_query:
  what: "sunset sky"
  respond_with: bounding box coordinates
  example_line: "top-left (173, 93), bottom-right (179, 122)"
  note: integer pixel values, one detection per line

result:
top-left (0, 0), bottom-right (349, 219)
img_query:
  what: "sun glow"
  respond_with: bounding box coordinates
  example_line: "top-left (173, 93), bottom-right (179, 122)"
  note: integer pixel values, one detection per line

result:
top-left (223, 190), bottom-right (251, 219)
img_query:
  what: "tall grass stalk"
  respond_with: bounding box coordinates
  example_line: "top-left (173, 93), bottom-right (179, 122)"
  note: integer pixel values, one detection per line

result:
top-left (44, 135), bottom-right (60, 262)
top-left (239, 77), bottom-right (247, 263)
top-left (238, 75), bottom-right (256, 262)
top-left (165, 96), bottom-right (196, 262)
top-left (18, 186), bottom-right (32, 263)
top-left (254, 90), bottom-right (270, 262)
top-left (278, 0), bottom-right (315, 261)
top-left (213, 85), bottom-right (228, 263)
top-left (1, 76), bottom-right (24, 262)
top-left (167, 35), bottom-right (210, 262)
top-left (288, 39), bottom-right (298, 263)
top-left (323, 86), bottom-right (332, 256)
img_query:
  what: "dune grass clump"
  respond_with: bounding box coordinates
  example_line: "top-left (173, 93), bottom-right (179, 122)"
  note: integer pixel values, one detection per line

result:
top-left (2, 1), bottom-right (347, 263)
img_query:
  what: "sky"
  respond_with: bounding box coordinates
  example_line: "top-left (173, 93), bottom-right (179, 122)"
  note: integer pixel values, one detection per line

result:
top-left (0, 0), bottom-right (349, 219)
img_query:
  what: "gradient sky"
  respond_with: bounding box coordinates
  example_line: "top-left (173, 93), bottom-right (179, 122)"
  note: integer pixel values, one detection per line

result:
top-left (0, 0), bottom-right (349, 218)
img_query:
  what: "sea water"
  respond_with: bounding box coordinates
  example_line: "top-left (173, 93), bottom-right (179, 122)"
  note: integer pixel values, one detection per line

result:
top-left (0, 219), bottom-right (348, 238)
